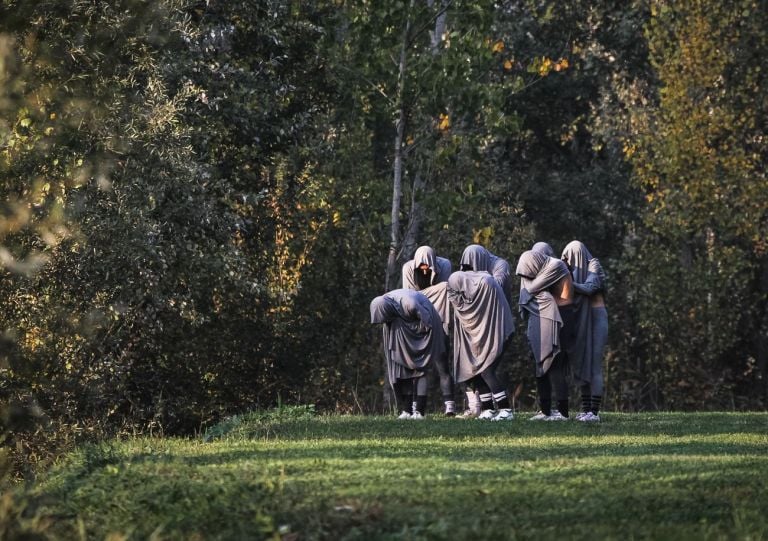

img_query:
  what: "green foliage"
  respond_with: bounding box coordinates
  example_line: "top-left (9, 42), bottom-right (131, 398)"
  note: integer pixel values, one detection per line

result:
top-left (1, 0), bottom-right (767, 479)
top-left (202, 403), bottom-right (317, 442)
top-left (620, 0), bottom-right (768, 407)
top-left (26, 412), bottom-right (768, 540)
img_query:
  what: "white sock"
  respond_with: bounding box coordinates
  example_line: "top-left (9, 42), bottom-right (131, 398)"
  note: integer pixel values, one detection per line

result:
top-left (466, 390), bottom-right (480, 414)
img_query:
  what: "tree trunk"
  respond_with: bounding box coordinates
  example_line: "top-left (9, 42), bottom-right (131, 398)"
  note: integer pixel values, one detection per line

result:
top-left (384, 0), bottom-right (415, 293)
top-left (428, 0), bottom-right (449, 54)
top-left (400, 171), bottom-right (426, 262)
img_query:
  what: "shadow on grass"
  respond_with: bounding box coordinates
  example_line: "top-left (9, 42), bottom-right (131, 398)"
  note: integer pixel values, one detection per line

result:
top-left (40, 443), bottom-right (768, 541)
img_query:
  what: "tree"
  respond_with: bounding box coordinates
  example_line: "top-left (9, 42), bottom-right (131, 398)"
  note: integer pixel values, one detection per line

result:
top-left (625, 0), bottom-right (768, 407)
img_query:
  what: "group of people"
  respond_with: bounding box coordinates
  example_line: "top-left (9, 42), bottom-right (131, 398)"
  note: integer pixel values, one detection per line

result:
top-left (369, 241), bottom-right (607, 422)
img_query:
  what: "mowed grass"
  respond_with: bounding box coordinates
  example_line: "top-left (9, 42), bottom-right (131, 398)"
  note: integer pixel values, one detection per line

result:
top-left (34, 409), bottom-right (768, 540)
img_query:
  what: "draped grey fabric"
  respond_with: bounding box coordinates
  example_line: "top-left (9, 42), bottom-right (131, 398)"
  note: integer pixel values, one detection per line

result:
top-left (415, 281), bottom-right (452, 335)
top-left (532, 241), bottom-right (555, 257)
top-left (402, 246), bottom-right (453, 335)
top-left (561, 241), bottom-right (607, 385)
top-left (459, 244), bottom-right (514, 310)
top-left (516, 250), bottom-right (570, 376)
top-left (446, 271), bottom-right (514, 383)
top-left (402, 246), bottom-right (452, 290)
top-left (370, 289), bottom-right (446, 385)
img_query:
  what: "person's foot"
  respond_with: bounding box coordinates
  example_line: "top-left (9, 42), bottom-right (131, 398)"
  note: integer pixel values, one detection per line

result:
top-left (578, 412), bottom-right (600, 423)
top-left (544, 411), bottom-right (568, 421)
top-left (491, 408), bottom-right (514, 421)
top-left (528, 411), bottom-right (549, 421)
top-left (410, 411), bottom-right (425, 420)
top-left (444, 411), bottom-right (456, 417)
top-left (456, 409), bottom-right (479, 419)
top-left (477, 409), bottom-right (497, 420)
top-left (397, 411), bottom-right (412, 420)
top-left (575, 411), bottom-right (589, 421)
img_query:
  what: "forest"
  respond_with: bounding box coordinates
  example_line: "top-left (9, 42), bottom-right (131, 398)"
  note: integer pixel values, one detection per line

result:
top-left (1, 0), bottom-right (767, 470)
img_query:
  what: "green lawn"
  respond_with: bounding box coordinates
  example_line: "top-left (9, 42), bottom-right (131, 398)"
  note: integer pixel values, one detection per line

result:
top-left (33, 409), bottom-right (768, 540)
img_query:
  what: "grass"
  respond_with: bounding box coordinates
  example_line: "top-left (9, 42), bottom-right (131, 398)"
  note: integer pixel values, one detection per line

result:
top-left (30, 408), bottom-right (768, 540)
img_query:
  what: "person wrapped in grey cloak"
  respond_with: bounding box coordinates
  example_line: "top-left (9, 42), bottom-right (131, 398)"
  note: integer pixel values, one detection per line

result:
top-left (455, 244), bottom-right (515, 417)
top-left (516, 250), bottom-right (575, 421)
top-left (561, 240), bottom-right (608, 422)
top-left (401, 246), bottom-right (455, 416)
top-left (447, 270), bottom-right (515, 421)
top-left (531, 241), bottom-right (555, 258)
top-left (370, 289), bottom-right (446, 419)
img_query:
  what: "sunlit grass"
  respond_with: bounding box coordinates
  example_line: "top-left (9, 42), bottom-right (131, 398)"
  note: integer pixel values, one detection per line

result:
top-left (34, 411), bottom-right (768, 540)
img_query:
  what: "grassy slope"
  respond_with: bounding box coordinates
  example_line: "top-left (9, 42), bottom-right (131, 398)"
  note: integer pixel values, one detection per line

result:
top-left (34, 410), bottom-right (768, 540)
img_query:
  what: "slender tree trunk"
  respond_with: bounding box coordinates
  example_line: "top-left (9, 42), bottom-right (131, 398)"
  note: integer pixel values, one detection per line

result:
top-left (428, 0), bottom-right (449, 54)
top-left (384, 0), bottom-right (415, 293)
top-left (400, 172), bottom-right (426, 261)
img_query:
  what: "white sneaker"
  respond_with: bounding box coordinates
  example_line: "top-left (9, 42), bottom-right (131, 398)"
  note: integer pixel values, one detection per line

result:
top-left (574, 412), bottom-right (589, 421)
top-left (477, 409), bottom-right (497, 420)
top-left (528, 411), bottom-right (549, 421)
top-left (457, 409), bottom-right (479, 419)
top-left (578, 412), bottom-right (600, 423)
top-left (397, 411), bottom-right (412, 420)
top-left (492, 408), bottom-right (514, 421)
top-left (410, 411), bottom-right (425, 420)
top-left (544, 411), bottom-right (568, 421)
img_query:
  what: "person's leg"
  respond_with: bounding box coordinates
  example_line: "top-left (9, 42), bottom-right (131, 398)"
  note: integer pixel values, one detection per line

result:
top-left (413, 376), bottom-right (428, 418)
top-left (479, 358), bottom-right (511, 410)
top-left (459, 381), bottom-right (480, 417)
top-left (393, 379), bottom-right (413, 418)
top-left (549, 352), bottom-right (569, 418)
top-left (534, 373), bottom-right (552, 417)
top-left (577, 382), bottom-right (591, 420)
top-left (433, 352), bottom-right (456, 415)
top-left (473, 376), bottom-right (495, 415)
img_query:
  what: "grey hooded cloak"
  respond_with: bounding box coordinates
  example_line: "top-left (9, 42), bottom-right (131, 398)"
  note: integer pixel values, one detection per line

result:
top-left (531, 241), bottom-right (555, 257)
top-left (561, 241), bottom-right (607, 386)
top-left (402, 246), bottom-right (453, 335)
top-left (370, 289), bottom-right (446, 386)
top-left (459, 244), bottom-right (514, 311)
top-left (516, 250), bottom-right (570, 376)
top-left (446, 271), bottom-right (514, 383)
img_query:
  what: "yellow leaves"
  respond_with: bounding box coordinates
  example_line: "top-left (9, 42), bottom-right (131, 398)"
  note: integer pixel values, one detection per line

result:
top-left (472, 226), bottom-right (494, 245)
top-left (406, 135), bottom-right (414, 145)
top-left (503, 59), bottom-right (514, 70)
top-left (532, 57), bottom-right (570, 77)
top-left (538, 57), bottom-right (553, 76)
top-left (623, 142), bottom-right (636, 158)
top-left (491, 40), bottom-right (504, 53)
top-left (438, 113), bottom-right (450, 131)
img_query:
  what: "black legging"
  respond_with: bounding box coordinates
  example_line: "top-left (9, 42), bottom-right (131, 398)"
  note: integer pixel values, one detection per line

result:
top-left (535, 351), bottom-right (568, 413)
top-left (465, 354), bottom-right (505, 395)
top-left (393, 376), bottom-right (427, 412)
top-left (432, 351), bottom-right (454, 401)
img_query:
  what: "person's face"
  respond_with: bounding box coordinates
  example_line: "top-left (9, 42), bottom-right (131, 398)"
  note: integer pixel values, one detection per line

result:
top-left (418, 263), bottom-right (429, 274)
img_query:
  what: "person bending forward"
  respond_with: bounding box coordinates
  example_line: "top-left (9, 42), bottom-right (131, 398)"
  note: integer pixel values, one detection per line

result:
top-left (447, 270), bottom-right (515, 421)
top-left (370, 289), bottom-right (446, 419)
